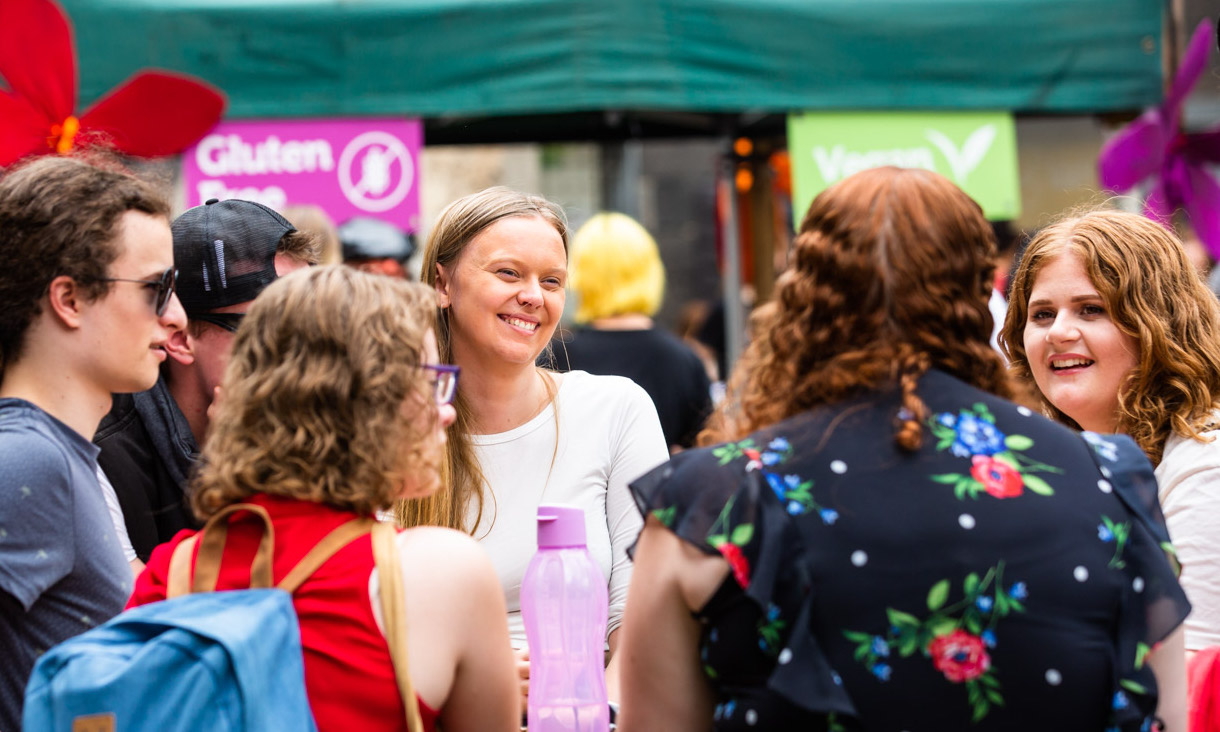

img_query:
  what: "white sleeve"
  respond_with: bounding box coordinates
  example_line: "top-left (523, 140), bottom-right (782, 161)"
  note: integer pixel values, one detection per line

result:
top-left (1160, 440), bottom-right (1220, 651)
top-left (604, 382), bottom-right (668, 636)
top-left (96, 465), bottom-right (138, 563)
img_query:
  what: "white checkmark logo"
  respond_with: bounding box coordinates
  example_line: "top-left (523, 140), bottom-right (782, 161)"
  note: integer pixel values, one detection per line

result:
top-left (925, 125), bottom-right (996, 184)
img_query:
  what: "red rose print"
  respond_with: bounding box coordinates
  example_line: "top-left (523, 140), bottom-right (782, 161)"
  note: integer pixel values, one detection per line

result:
top-left (927, 629), bottom-right (992, 682)
top-left (970, 456), bottom-right (1024, 499)
top-left (717, 542), bottom-right (751, 588)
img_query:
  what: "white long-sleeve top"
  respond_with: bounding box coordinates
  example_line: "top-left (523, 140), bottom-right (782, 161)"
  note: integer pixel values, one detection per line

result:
top-left (1156, 415), bottom-right (1220, 651)
top-left (466, 370), bottom-right (668, 648)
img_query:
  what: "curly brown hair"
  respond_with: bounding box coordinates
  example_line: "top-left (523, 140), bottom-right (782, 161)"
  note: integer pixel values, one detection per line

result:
top-left (397, 186), bottom-right (568, 533)
top-left (701, 166), bottom-right (1011, 450)
top-left (999, 209), bottom-right (1220, 465)
top-left (191, 266), bottom-right (441, 517)
top-left (0, 153), bottom-right (170, 375)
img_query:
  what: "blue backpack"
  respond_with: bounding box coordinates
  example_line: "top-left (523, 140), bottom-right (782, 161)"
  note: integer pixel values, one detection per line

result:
top-left (23, 503), bottom-right (424, 732)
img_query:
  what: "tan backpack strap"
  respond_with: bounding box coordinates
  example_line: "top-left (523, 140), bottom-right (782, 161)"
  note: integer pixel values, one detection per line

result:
top-left (166, 535), bottom-right (200, 599)
top-left (277, 518), bottom-right (375, 593)
top-left (193, 503), bottom-right (276, 593)
top-left (372, 522), bottom-right (424, 732)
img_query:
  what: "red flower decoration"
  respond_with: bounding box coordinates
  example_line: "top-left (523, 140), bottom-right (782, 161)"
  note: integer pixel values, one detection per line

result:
top-left (717, 542), bottom-right (751, 588)
top-left (0, 0), bottom-right (225, 168)
top-left (927, 630), bottom-right (991, 683)
top-left (971, 455), bottom-right (1024, 499)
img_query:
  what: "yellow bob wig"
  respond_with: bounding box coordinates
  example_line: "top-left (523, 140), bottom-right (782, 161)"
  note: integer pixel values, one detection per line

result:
top-left (569, 212), bottom-right (665, 323)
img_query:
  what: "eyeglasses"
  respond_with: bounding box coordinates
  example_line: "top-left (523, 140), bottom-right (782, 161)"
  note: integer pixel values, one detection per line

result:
top-left (96, 268), bottom-right (178, 317)
top-left (423, 364), bottom-right (460, 406)
top-left (191, 312), bottom-right (245, 334)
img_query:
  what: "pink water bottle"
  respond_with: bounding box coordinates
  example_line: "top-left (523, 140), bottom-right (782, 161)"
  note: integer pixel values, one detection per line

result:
top-left (520, 504), bottom-right (610, 732)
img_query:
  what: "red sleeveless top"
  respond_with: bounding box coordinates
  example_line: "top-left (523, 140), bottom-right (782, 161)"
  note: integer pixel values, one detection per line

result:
top-left (129, 494), bottom-right (439, 731)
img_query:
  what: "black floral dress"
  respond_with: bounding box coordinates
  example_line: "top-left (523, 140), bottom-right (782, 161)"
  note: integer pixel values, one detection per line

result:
top-left (630, 370), bottom-right (1188, 731)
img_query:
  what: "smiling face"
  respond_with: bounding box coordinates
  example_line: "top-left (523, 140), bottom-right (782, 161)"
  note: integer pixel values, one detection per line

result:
top-left (80, 210), bottom-right (187, 394)
top-left (1022, 251), bottom-right (1139, 433)
top-left (435, 215), bottom-right (567, 371)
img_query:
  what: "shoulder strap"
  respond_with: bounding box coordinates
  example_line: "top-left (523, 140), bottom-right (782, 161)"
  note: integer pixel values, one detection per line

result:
top-left (194, 502), bottom-right (276, 592)
top-left (277, 518), bottom-right (375, 592)
top-left (168, 511), bottom-right (375, 597)
top-left (372, 521), bottom-right (425, 732)
top-left (162, 510), bottom-right (421, 729)
top-left (166, 534), bottom-right (199, 599)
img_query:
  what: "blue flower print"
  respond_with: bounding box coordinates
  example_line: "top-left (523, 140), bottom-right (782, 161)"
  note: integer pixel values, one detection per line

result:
top-left (747, 447), bottom-right (822, 519)
top-left (871, 637), bottom-right (890, 657)
top-left (952, 412), bottom-right (1007, 457)
top-left (939, 413), bottom-right (957, 428)
top-left (981, 629), bottom-right (996, 648)
top-left (1098, 523), bottom-right (1115, 542)
top-left (1140, 717), bottom-right (1153, 732)
top-left (820, 508), bottom-right (839, 525)
top-left (1082, 431), bottom-right (1120, 462)
top-left (1009, 582), bottom-right (1028, 600)
top-left (714, 699), bottom-right (737, 720)
top-left (1112, 691), bottom-right (1129, 710)
top-left (765, 473), bottom-right (786, 500)
top-left (976, 596), bottom-right (994, 613)
top-left (756, 603), bottom-right (786, 654)
top-left (871, 663), bottom-right (892, 681)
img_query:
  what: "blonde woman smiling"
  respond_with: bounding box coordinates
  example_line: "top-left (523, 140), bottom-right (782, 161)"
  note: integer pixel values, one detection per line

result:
top-left (397, 188), bottom-right (668, 709)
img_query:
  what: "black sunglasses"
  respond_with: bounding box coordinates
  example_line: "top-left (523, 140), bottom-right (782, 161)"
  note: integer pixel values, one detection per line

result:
top-left (191, 312), bottom-right (246, 334)
top-left (96, 268), bottom-right (178, 317)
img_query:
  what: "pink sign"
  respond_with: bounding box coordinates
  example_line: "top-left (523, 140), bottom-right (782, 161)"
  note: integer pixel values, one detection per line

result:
top-left (182, 118), bottom-right (422, 232)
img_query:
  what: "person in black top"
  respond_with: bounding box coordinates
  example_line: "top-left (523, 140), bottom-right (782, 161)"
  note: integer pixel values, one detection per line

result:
top-left (544, 212), bottom-right (711, 450)
top-left (618, 167), bottom-right (1189, 731)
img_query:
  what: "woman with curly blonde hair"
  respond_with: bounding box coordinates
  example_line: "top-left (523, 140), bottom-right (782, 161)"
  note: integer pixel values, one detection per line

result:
top-left (1000, 209), bottom-right (1220, 658)
top-left (620, 168), bottom-right (1188, 731)
top-left (128, 266), bottom-right (519, 731)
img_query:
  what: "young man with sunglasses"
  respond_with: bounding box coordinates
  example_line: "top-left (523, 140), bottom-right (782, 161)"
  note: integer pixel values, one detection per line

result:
top-left (93, 198), bottom-right (316, 564)
top-left (0, 155), bottom-right (188, 730)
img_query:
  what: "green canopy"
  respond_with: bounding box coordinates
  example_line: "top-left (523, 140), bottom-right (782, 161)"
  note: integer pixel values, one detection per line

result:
top-left (60, 0), bottom-right (1161, 121)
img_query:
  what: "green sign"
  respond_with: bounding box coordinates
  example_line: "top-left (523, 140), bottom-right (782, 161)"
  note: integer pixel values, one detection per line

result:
top-left (787, 111), bottom-right (1021, 224)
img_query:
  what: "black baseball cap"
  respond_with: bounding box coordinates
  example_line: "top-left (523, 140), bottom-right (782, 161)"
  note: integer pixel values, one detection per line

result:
top-left (172, 198), bottom-right (296, 317)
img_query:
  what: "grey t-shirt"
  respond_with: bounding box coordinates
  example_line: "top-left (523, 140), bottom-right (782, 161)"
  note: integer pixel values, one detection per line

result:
top-left (0, 398), bottom-right (130, 731)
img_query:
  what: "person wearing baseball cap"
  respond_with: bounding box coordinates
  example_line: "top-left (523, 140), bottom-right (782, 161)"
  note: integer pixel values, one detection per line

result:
top-left (93, 198), bottom-right (318, 566)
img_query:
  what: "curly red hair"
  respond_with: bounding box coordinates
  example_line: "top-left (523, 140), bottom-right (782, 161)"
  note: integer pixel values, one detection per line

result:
top-left (999, 210), bottom-right (1220, 465)
top-left (702, 166), bottom-right (1011, 449)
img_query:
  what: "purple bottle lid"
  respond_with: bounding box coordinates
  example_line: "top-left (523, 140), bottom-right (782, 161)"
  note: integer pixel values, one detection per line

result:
top-left (536, 504), bottom-right (587, 548)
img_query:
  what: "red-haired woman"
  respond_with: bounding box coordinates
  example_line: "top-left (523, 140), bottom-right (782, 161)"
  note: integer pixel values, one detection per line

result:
top-left (618, 168), bottom-right (1189, 731)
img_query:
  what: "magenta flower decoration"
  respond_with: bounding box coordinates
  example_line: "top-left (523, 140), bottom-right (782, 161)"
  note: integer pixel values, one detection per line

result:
top-left (1098, 19), bottom-right (1220, 258)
